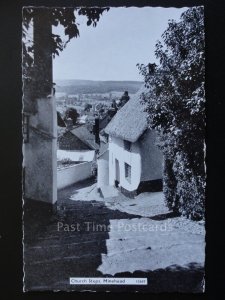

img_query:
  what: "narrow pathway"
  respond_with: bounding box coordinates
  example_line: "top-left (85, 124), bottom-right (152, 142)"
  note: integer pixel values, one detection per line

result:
top-left (23, 182), bottom-right (204, 292)
top-left (23, 185), bottom-right (140, 291)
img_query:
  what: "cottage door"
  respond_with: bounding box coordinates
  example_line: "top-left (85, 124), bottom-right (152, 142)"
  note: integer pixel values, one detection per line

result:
top-left (115, 159), bottom-right (120, 187)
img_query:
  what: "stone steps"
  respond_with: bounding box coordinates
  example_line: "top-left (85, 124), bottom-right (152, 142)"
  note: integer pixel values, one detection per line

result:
top-left (24, 239), bottom-right (106, 263)
top-left (100, 185), bottom-right (119, 198)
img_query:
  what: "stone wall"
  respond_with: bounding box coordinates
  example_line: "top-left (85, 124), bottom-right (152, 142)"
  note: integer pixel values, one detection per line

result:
top-left (23, 97), bottom-right (57, 204)
top-left (57, 162), bottom-right (93, 190)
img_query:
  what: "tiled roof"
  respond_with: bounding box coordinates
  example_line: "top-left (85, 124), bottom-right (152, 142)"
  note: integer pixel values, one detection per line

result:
top-left (71, 125), bottom-right (99, 150)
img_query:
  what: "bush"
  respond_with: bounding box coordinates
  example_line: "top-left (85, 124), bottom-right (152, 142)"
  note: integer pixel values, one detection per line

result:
top-left (139, 7), bottom-right (205, 220)
top-left (61, 158), bottom-right (72, 165)
top-left (163, 158), bottom-right (179, 214)
top-left (164, 153), bottom-right (205, 220)
top-left (175, 172), bottom-right (205, 221)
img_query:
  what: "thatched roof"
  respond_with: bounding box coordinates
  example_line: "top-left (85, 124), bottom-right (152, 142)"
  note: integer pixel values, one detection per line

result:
top-left (104, 87), bottom-right (148, 143)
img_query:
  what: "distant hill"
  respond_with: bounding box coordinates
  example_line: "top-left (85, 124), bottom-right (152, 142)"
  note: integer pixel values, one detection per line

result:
top-left (55, 79), bottom-right (143, 95)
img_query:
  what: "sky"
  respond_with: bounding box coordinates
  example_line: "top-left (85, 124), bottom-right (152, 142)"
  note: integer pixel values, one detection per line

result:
top-left (53, 7), bottom-right (188, 82)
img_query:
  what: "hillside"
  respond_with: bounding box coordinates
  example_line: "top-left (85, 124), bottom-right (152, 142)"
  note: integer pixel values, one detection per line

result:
top-left (55, 79), bottom-right (143, 95)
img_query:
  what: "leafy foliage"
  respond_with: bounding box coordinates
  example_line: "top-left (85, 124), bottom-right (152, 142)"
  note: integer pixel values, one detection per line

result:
top-left (22, 7), bottom-right (110, 64)
top-left (138, 7), bottom-right (205, 220)
top-left (22, 7), bottom-right (109, 109)
top-left (57, 111), bottom-right (66, 127)
top-left (84, 103), bottom-right (92, 112)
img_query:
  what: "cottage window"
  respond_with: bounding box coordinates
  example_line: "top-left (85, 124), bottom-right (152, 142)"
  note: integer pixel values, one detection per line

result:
top-left (125, 163), bottom-right (131, 182)
top-left (124, 140), bottom-right (131, 151)
top-left (23, 114), bottom-right (29, 143)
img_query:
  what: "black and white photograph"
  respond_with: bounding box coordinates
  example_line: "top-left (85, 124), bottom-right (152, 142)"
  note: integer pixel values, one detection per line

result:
top-left (22, 5), bottom-right (205, 292)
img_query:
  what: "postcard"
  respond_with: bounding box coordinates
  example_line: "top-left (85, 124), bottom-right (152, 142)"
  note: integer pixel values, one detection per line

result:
top-left (22, 4), bottom-right (205, 292)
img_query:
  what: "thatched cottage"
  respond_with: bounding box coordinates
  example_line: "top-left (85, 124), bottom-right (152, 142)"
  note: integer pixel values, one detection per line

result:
top-left (101, 88), bottom-right (163, 197)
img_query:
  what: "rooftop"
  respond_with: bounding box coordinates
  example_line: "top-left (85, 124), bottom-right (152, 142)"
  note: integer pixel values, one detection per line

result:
top-left (104, 86), bottom-right (148, 143)
top-left (70, 125), bottom-right (99, 150)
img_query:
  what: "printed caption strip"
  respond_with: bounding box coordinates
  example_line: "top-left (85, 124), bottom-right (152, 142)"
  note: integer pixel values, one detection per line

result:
top-left (70, 278), bottom-right (148, 285)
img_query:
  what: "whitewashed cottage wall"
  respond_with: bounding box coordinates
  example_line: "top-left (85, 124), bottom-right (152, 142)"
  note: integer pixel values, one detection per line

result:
top-left (108, 136), bottom-right (141, 191)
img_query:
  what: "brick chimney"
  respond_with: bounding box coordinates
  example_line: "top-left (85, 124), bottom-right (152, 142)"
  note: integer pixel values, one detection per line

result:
top-left (94, 118), bottom-right (100, 144)
top-left (65, 118), bottom-right (73, 131)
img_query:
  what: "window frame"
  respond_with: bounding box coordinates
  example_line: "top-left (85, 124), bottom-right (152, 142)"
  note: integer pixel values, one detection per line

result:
top-left (124, 162), bottom-right (131, 183)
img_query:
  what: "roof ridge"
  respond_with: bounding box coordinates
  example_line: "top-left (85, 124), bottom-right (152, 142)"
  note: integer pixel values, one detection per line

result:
top-left (104, 87), bottom-right (148, 143)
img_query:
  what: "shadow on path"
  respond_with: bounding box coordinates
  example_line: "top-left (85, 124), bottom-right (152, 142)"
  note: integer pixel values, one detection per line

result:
top-left (23, 183), bottom-right (140, 291)
top-left (149, 211), bottom-right (179, 220)
top-left (23, 182), bottom-right (204, 292)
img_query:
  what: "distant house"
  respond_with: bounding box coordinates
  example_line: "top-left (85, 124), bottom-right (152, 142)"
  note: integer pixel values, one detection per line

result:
top-left (91, 110), bottom-right (117, 145)
top-left (77, 115), bottom-right (88, 124)
top-left (57, 125), bottom-right (98, 189)
top-left (58, 125), bottom-right (99, 151)
top-left (102, 88), bottom-right (163, 197)
top-left (55, 92), bottom-right (67, 99)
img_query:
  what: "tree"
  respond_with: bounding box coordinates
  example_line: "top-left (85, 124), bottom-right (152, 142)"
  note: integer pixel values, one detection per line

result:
top-left (22, 7), bottom-right (110, 111)
top-left (138, 7), bottom-right (205, 220)
top-left (84, 103), bottom-right (92, 112)
top-left (57, 111), bottom-right (66, 127)
top-left (64, 108), bottom-right (79, 125)
top-left (22, 7), bottom-right (110, 62)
